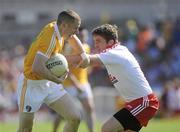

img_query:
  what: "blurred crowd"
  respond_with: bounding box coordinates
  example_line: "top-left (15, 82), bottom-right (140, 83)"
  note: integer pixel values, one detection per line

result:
top-left (0, 44), bottom-right (25, 121)
top-left (0, 17), bottom-right (180, 121)
top-left (122, 18), bottom-right (180, 90)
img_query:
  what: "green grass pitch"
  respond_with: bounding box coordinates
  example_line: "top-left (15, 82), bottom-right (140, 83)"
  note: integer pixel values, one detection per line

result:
top-left (0, 118), bottom-right (179, 132)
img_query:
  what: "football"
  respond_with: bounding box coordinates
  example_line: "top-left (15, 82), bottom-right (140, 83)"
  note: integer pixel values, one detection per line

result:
top-left (45, 53), bottom-right (68, 78)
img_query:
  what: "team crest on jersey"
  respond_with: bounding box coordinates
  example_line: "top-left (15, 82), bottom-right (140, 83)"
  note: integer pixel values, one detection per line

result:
top-left (108, 74), bottom-right (118, 84)
top-left (26, 105), bottom-right (32, 112)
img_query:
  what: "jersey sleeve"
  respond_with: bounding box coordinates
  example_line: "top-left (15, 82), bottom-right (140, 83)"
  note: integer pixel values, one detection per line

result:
top-left (36, 25), bottom-right (56, 57)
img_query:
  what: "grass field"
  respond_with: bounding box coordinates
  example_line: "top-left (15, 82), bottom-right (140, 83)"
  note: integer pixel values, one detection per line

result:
top-left (0, 118), bottom-right (179, 132)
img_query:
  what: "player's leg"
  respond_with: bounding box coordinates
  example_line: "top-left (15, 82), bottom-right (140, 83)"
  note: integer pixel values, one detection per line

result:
top-left (17, 74), bottom-right (34, 132)
top-left (17, 112), bottom-right (34, 132)
top-left (101, 116), bottom-right (124, 132)
top-left (79, 83), bottom-right (95, 132)
top-left (49, 109), bottom-right (62, 132)
top-left (80, 97), bottom-right (95, 132)
top-left (101, 117), bottom-right (139, 132)
top-left (102, 108), bottom-right (142, 132)
top-left (48, 93), bottom-right (81, 132)
top-left (16, 74), bottom-right (47, 132)
top-left (52, 114), bottom-right (61, 132)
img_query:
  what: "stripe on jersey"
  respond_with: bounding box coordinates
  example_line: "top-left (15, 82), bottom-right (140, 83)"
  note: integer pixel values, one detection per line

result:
top-left (20, 78), bottom-right (27, 112)
top-left (54, 22), bottom-right (62, 47)
top-left (45, 32), bottom-right (56, 57)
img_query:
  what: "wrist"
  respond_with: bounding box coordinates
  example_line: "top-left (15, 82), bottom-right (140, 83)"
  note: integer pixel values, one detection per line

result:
top-left (80, 52), bottom-right (90, 68)
top-left (81, 52), bottom-right (90, 63)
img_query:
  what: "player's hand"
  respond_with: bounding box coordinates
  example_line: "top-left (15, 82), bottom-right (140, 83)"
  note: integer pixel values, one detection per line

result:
top-left (58, 69), bottom-right (69, 81)
top-left (54, 69), bottom-right (69, 84)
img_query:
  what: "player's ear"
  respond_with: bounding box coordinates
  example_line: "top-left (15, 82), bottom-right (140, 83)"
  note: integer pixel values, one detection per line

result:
top-left (108, 40), bottom-right (115, 45)
top-left (61, 21), bottom-right (68, 28)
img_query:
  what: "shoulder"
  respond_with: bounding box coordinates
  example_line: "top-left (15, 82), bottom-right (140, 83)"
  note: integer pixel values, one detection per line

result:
top-left (41, 21), bottom-right (55, 34)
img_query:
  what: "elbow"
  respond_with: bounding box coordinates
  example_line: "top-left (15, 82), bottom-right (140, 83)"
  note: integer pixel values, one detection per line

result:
top-left (32, 64), bottom-right (40, 74)
top-left (32, 65), bottom-right (37, 74)
top-left (32, 66), bottom-right (43, 78)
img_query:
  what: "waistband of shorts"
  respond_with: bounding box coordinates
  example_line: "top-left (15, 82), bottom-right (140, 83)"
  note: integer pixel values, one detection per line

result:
top-left (139, 93), bottom-right (158, 101)
top-left (27, 79), bottom-right (50, 84)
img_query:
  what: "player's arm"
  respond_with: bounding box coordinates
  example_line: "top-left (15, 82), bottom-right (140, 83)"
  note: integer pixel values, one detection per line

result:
top-left (65, 54), bottom-right (103, 68)
top-left (68, 35), bottom-right (85, 54)
top-left (68, 72), bottom-right (84, 93)
top-left (67, 35), bottom-right (90, 67)
top-left (32, 51), bottom-right (67, 84)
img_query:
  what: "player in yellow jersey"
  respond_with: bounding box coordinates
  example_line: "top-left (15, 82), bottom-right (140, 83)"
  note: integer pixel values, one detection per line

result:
top-left (51, 27), bottom-right (95, 132)
top-left (16, 10), bottom-right (89, 132)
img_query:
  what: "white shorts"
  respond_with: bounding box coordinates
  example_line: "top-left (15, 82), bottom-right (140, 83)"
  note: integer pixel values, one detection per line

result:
top-left (65, 83), bottom-right (93, 99)
top-left (17, 74), bottom-right (67, 113)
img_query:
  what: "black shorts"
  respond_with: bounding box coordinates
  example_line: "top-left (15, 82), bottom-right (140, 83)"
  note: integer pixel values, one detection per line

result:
top-left (113, 108), bottom-right (142, 132)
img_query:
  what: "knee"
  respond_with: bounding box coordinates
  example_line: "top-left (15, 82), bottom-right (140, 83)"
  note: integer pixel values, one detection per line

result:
top-left (84, 102), bottom-right (94, 114)
top-left (69, 111), bottom-right (81, 123)
top-left (85, 105), bottom-right (93, 114)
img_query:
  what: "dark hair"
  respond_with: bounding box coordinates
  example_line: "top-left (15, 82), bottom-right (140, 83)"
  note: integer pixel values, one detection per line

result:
top-left (57, 9), bottom-right (81, 25)
top-left (92, 24), bottom-right (118, 42)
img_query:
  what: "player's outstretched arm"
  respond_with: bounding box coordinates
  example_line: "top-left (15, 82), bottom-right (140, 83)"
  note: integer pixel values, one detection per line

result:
top-left (65, 54), bottom-right (103, 68)
top-left (67, 35), bottom-right (90, 67)
top-left (32, 51), bottom-right (66, 83)
top-left (80, 54), bottom-right (103, 68)
top-left (68, 35), bottom-right (85, 54)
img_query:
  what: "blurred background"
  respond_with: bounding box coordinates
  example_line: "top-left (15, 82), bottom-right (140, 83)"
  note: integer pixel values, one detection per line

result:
top-left (0, 0), bottom-right (180, 131)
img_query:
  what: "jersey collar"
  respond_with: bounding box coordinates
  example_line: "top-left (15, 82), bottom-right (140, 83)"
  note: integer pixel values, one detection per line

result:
top-left (54, 22), bottom-right (63, 44)
top-left (101, 42), bottom-right (120, 53)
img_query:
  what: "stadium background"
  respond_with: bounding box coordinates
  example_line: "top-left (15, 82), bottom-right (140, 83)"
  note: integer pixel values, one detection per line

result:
top-left (0, 0), bottom-right (180, 132)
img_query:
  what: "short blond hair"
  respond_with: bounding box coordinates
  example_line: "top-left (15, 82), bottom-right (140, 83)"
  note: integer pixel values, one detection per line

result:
top-left (57, 9), bottom-right (81, 25)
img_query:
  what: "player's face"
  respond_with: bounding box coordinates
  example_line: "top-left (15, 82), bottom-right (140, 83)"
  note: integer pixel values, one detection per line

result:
top-left (63, 20), bottom-right (80, 40)
top-left (93, 34), bottom-right (107, 52)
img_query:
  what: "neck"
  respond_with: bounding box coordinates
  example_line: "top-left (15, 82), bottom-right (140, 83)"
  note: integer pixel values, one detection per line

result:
top-left (106, 42), bottom-right (117, 49)
top-left (58, 26), bottom-right (62, 36)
